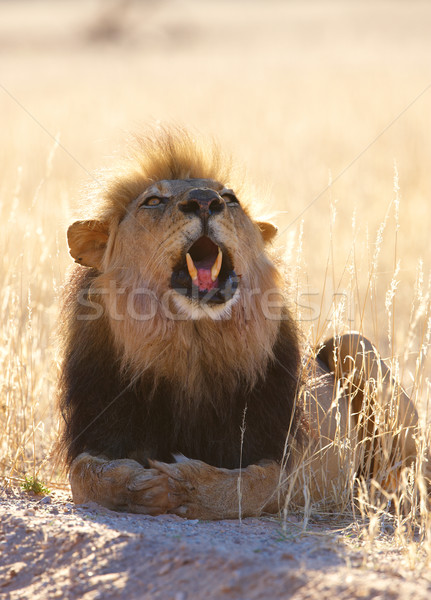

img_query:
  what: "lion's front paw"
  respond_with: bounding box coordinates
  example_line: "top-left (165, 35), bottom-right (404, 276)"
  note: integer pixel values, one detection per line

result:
top-left (148, 457), bottom-right (283, 519)
top-left (148, 458), bottom-right (227, 519)
top-left (125, 466), bottom-right (182, 515)
top-left (70, 454), bottom-right (184, 515)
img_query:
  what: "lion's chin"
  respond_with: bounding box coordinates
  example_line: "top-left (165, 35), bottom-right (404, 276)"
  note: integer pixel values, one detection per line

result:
top-left (171, 289), bottom-right (240, 321)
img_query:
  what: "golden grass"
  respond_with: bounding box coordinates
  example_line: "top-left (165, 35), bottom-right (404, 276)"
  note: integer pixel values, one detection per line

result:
top-left (0, 0), bottom-right (430, 570)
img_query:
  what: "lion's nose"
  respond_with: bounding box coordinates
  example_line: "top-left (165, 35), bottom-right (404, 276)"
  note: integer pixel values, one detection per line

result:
top-left (178, 189), bottom-right (225, 219)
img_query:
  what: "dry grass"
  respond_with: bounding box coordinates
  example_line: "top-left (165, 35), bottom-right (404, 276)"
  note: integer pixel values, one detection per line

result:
top-left (0, 0), bottom-right (431, 573)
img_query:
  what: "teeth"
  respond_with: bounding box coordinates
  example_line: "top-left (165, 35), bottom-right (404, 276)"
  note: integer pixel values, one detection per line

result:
top-left (186, 253), bottom-right (198, 284)
top-left (211, 248), bottom-right (223, 282)
top-left (186, 248), bottom-right (223, 284)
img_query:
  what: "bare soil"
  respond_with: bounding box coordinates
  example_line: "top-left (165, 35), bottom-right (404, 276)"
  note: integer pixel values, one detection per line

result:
top-left (1, 488), bottom-right (430, 600)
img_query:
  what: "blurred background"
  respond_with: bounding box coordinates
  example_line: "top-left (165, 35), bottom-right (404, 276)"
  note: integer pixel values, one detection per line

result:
top-left (1, 0), bottom-right (431, 481)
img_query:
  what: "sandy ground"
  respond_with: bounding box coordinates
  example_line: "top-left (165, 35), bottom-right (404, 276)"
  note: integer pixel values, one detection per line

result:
top-left (1, 488), bottom-right (430, 600)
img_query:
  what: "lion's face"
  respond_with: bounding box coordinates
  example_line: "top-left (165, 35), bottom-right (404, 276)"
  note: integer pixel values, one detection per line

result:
top-left (68, 178), bottom-right (278, 320)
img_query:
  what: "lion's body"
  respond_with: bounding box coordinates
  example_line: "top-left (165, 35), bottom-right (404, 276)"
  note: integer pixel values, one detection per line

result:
top-left (58, 129), bottom-right (423, 519)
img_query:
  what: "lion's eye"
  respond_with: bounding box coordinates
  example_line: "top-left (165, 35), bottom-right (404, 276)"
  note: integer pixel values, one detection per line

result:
top-left (222, 193), bottom-right (240, 206)
top-left (141, 196), bottom-right (166, 208)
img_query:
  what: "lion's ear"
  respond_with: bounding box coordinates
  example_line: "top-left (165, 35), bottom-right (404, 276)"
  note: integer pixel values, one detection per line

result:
top-left (67, 220), bottom-right (109, 269)
top-left (256, 221), bottom-right (278, 243)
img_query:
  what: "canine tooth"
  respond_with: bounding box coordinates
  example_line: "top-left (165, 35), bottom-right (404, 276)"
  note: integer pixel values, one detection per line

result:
top-left (211, 249), bottom-right (223, 282)
top-left (186, 253), bottom-right (198, 283)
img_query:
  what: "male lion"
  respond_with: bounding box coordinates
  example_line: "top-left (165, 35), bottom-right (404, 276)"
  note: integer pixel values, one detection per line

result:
top-left (58, 129), bottom-right (423, 519)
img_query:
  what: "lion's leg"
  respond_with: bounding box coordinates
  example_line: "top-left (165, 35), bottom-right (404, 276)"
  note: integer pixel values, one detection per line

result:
top-left (69, 453), bottom-right (180, 515)
top-left (69, 453), bottom-right (283, 519)
top-left (318, 333), bottom-right (420, 488)
top-left (149, 457), bottom-right (283, 520)
top-left (292, 359), bottom-right (362, 506)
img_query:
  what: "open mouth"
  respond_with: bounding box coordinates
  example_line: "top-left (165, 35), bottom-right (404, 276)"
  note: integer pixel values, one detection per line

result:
top-left (170, 236), bottom-right (239, 304)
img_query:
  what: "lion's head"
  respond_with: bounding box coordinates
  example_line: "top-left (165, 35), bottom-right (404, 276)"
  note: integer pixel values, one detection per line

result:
top-left (69, 176), bottom-right (277, 320)
top-left (65, 128), bottom-right (296, 400)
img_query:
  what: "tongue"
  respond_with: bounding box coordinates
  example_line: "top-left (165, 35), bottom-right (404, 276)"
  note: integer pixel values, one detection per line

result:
top-left (196, 268), bottom-right (218, 292)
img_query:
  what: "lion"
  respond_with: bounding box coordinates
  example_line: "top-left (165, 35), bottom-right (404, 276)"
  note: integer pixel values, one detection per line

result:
top-left (58, 128), bottom-right (423, 519)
